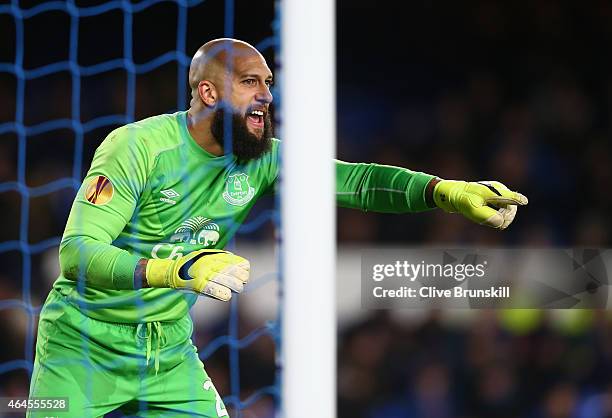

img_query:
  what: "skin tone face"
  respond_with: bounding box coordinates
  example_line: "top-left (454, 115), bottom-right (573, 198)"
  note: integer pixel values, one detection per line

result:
top-left (230, 53), bottom-right (274, 137)
top-left (187, 38), bottom-right (274, 156)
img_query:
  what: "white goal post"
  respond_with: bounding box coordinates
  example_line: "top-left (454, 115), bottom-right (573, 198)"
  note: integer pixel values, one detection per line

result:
top-left (281, 0), bottom-right (336, 417)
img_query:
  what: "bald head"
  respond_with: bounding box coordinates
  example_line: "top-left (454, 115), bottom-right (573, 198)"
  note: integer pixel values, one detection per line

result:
top-left (189, 38), bottom-right (264, 90)
top-left (186, 38), bottom-right (274, 159)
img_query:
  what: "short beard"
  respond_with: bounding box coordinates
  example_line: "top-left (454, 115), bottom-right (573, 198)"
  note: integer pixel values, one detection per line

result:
top-left (210, 108), bottom-right (273, 163)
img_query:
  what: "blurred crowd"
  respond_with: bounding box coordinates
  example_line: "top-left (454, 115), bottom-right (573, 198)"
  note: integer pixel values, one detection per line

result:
top-left (1, 0), bottom-right (612, 416)
top-left (337, 0), bottom-right (612, 247)
top-left (335, 1), bottom-right (612, 417)
top-left (338, 310), bottom-right (612, 418)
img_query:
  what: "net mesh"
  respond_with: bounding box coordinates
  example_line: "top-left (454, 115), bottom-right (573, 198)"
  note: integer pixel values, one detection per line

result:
top-left (0, 1), bottom-right (281, 416)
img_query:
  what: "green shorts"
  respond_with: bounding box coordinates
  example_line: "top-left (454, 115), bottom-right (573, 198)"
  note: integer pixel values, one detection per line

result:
top-left (28, 289), bottom-right (229, 418)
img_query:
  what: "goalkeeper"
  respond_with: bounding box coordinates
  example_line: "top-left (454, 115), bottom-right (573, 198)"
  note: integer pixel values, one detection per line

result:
top-left (28, 38), bottom-right (527, 417)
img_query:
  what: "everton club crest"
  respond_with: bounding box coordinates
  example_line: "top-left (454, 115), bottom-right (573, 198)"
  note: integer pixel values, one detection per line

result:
top-left (222, 172), bottom-right (255, 206)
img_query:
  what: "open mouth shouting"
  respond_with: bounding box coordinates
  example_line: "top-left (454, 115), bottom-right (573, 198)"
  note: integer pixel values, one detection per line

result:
top-left (246, 107), bottom-right (266, 132)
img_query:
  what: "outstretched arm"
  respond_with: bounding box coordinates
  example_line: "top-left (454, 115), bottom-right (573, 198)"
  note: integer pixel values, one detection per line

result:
top-left (335, 160), bottom-right (527, 229)
top-left (335, 160), bottom-right (436, 213)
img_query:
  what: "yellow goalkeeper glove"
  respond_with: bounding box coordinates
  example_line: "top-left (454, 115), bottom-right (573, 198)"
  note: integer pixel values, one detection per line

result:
top-left (433, 180), bottom-right (528, 229)
top-left (145, 249), bottom-right (250, 301)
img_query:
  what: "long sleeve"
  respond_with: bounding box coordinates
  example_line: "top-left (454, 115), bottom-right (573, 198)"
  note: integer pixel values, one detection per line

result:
top-left (335, 160), bottom-right (436, 213)
top-left (59, 127), bottom-right (151, 290)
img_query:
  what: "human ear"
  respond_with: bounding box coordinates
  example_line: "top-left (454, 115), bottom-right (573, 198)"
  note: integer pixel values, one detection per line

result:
top-left (198, 80), bottom-right (217, 107)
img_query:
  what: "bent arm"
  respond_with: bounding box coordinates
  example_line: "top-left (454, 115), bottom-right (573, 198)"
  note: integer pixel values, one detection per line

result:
top-left (335, 160), bottom-right (437, 213)
top-left (59, 128), bottom-right (149, 290)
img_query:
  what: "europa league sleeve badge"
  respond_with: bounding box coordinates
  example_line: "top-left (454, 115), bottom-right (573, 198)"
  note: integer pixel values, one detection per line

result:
top-left (84, 175), bottom-right (114, 205)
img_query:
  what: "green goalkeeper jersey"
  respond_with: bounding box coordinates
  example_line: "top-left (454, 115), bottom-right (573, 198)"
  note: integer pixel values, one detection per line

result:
top-left (55, 111), bottom-right (434, 323)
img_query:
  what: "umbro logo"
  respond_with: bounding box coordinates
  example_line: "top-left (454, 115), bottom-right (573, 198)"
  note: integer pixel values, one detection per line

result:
top-left (160, 189), bottom-right (180, 205)
top-left (161, 189), bottom-right (180, 198)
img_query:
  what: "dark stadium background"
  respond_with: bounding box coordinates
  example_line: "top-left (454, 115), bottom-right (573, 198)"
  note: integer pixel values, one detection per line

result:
top-left (337, 2), bottom-right (612, 418)
top-left (0, 0), bottom-right (611, 417)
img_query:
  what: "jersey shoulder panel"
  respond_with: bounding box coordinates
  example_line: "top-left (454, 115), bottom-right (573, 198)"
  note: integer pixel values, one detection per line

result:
top-left (113, 112), bottom-right (185, 159)
top-left (86, 112), bottom-right (187, 207)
